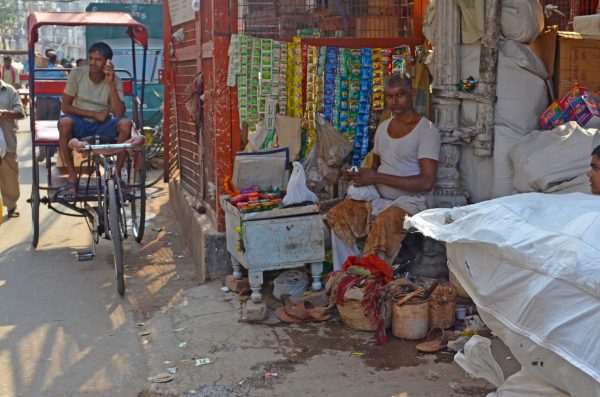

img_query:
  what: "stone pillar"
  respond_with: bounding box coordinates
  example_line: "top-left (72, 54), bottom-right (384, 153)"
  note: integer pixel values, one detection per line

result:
top-left (431, 0), bottom-right (467, 208)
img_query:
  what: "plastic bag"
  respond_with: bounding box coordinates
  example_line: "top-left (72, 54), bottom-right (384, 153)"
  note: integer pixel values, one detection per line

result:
top-left (454, 335), bottom-right (505, 387)
top-left (316, 117), bottom-right (352, 183)
top-left (347, 184), bottom-right (380, 201)
top-left (273, 269), bottom-right (310, 300)
top-left (302, 144), bottom-right (322, 191)
top-left (283, 161), bottom-right (318, 206)
top-left (247, 120), bottom-right (271, 151)
top-left (486, 369), bottom-right (570, 397)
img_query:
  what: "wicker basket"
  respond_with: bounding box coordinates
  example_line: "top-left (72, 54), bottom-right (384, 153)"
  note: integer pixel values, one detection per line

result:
top-left (337, 299), bottom-right (392, 332)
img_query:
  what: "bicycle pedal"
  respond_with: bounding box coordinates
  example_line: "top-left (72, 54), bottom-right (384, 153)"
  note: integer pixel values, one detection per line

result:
top-left (75, 250), bottom-right (95, 261)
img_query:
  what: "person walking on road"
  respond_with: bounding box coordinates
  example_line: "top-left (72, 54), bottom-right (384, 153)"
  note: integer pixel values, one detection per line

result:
top-left (0, 78), bottom-right (26, 218)
top-left (36, 50), bottom-right (66, 120)
top-left (1, 56), bottom-right (21, 90)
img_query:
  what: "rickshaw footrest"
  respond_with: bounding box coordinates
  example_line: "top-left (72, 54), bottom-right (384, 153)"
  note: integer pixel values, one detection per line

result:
top-left (75, 251), bottom-right (95, 261)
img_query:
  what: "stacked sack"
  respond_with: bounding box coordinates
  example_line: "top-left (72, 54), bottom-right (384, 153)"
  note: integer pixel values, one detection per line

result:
top-left (425, 1), bottom-right (550, 201)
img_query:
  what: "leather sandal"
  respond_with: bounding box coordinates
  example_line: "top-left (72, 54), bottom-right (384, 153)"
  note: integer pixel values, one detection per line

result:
top-left (416, 327), bottom-right (448, 353)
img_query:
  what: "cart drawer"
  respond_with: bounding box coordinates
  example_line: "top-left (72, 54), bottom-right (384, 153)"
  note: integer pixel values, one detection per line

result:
top-left (242, 214), bottom-right (324, 267)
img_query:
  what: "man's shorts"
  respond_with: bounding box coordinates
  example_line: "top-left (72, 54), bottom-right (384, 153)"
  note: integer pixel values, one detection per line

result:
top-left (59, 114), bottom-right (128, 140)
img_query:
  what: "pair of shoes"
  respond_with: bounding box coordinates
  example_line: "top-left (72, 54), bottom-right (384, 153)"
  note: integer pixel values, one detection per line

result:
top-left (7, 208), bottom-right (19, 218)
top-left (416, 326), bottom-right (448, 353)
top-left (275, 301), bottom-right (331, 324)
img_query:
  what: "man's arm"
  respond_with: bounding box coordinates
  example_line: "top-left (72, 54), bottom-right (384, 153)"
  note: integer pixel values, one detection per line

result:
top-left (103, 61), bottom-right (125, 117)
top-left (61, 94), bottom-right (111, 122)
top-left (349, 157), bottom-right (438, 193)
top-left (0, 89), bottom-right (26, 120)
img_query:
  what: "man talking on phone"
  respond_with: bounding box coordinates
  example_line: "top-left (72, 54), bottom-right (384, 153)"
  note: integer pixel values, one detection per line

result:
top-left (57, 41), bottom-right (143, 195)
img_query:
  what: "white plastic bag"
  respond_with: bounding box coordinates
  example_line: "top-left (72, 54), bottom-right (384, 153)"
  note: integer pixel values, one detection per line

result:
top-left (273, 269), bottom-right (310, 300)
top-left (454, 335), bottom-right (505, 387)
top-left (283, 161), bottom-right (318, 206)
top-left (486, 369), bottom-right (570, 397)
top-left (0, 127), bottom-right (6, 158)
top-left (347, 184), bottom-right (380, 201)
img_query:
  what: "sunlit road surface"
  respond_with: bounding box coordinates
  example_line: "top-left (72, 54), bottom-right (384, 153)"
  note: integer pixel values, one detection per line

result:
top-left (0, 121), bottom-right (146, 397)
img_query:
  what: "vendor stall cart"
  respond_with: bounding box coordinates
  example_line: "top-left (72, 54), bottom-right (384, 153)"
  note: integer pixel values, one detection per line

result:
top-left (222, 198), bottom-right (324, 302)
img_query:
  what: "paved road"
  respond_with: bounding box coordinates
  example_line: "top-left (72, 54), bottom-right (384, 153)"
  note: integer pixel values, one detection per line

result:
top-left (0, 125), bottom-right (147, 397)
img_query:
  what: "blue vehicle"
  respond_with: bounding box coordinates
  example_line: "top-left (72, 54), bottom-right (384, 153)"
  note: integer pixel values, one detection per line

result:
top-left (85, 3), bottom-right (163, 127)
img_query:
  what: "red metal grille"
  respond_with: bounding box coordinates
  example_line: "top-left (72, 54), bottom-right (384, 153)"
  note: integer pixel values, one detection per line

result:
top-left (539, 0), bottom-right (598, 31)
top-left (237, 0), bottom-right (418, 39)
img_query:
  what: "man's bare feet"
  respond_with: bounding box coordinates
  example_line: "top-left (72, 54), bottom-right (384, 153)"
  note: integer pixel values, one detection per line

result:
top-left (68, 138), bottom-right (87, 150)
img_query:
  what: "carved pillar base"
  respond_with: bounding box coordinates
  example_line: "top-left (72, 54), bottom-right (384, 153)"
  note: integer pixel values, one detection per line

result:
top-left (431, 97), bottom-right (468, 208)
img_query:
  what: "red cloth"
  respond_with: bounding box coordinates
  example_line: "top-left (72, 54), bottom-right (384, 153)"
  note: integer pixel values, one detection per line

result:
top-left (342, 255), bottom-right (393, 284)
top-left (335, 274), bottom-right (362, 306)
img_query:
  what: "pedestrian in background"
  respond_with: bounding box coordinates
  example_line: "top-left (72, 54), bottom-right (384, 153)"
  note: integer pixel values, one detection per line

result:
top-left (35, 50), bottom-right (66, 120)
top-left (1, 56), bottom-right (21, 90)
top-left (0, 78), bottom-right (26, 218)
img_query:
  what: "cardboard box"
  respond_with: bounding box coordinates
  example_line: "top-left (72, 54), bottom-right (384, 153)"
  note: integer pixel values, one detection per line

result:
top-left (556, 31), bottom-right (600, 98)
top-left (531, 28), bottom-right (600, 99)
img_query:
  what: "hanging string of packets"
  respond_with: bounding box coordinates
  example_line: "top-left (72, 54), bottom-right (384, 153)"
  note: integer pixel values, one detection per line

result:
top-left (351, 48), bottom-right (373, 166)
top-left (227, 35), bottom-right (416, 164)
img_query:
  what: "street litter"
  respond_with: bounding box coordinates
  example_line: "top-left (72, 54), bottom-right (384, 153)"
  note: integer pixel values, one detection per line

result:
top-left (163, 360), bottom-right (172, 365)
top-left (137, 322), bottom-right (145, 327)
top-left (152, 227), bottom-right (165, 232)
top-left (178, 342), bottom-right (188, 348)
top-left (195, 358), bottom-right (211, 366)
top-left (149, 372), bottom-right (175, 383)
top-left (139, 331), bottom-right (151, 336)
top-left (174, 326), bottom-right (187, 332)
top-left (264, 371), bottom-right (278, 377)
top-left (176, 255), bottom-right (184, 259)
top-left (351, 351), bottom-right (366, 357)
top-left (221, 286), bottom-right (230, 293)
top-left (167, 367), bottom-right (178, 374)
top-left (426, 370), bottom-right (439, 380)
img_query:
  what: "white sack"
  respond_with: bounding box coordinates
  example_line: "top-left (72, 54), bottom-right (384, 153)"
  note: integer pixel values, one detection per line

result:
top-left (454, 335), bottom-right (505, 387)
top-left (405, 193), bottom-right (600, 397)
top-left (493, 126), bottom-right (527, 197)
top-left (573, 14), bottom-right (600, 36)
top-left (500, 0), bottom-right (544, 44)
top-left (424, 0), bottom-right (544, 44)
top-left (459, 144), bottom-right (494, 202)
top-left (460, 41), bottom-right (549, 135)
top-left (486, 369), bottom-right (570, 397)
top-left (510, 122), bottom-right (598, 193)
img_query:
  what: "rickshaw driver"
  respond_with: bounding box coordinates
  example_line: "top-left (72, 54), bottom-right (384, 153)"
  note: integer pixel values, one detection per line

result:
top-left (57, 41), bottom-right (143, 194)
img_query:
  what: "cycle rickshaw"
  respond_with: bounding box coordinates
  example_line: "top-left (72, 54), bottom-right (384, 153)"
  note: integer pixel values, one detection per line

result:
top-left (28, 12), bottom-right (150, 295)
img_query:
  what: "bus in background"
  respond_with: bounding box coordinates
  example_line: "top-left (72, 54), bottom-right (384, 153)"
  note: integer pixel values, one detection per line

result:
top-left (85, 3), bottom-right (163, 127)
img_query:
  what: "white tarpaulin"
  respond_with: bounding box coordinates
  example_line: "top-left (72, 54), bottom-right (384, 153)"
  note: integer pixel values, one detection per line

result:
top-left (405, 193), bottom-right (600, 397)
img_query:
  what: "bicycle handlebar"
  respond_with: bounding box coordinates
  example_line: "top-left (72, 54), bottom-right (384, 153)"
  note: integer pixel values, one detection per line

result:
top-left (83, 143), bottom-right (136, 151)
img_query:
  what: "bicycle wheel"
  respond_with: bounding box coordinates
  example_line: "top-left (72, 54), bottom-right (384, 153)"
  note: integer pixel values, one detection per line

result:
top-left (128, 153), bottom-right (146, 242)
top-left (107, 179), bottom-right (125, 295)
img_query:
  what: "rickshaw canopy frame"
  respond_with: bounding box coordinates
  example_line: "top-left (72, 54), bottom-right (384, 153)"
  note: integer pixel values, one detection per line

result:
top-left (28, 12), bottom-right (148, 50)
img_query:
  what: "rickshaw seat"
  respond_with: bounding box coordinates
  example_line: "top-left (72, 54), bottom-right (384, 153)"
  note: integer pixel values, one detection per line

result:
top-left (34, 120), bottom-right (60, 144)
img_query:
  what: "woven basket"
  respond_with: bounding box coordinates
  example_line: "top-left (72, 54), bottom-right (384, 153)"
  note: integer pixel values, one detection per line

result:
top-left (337, 299), bottom-right (392, 332)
